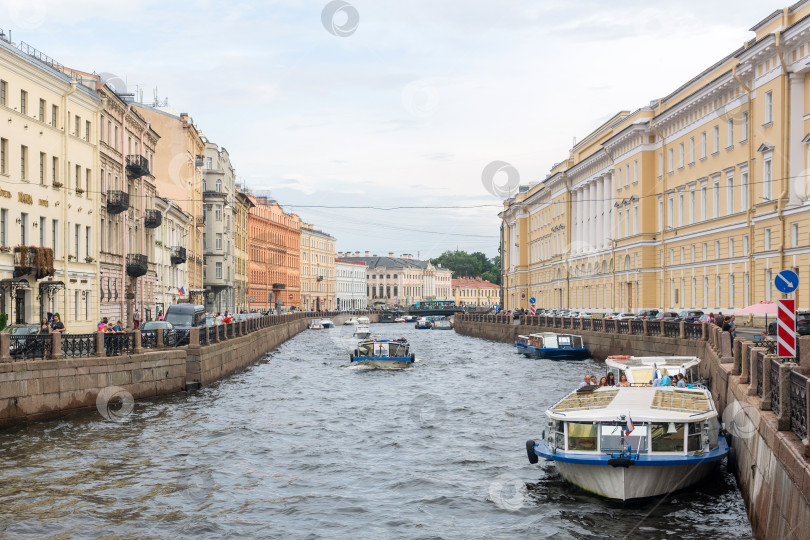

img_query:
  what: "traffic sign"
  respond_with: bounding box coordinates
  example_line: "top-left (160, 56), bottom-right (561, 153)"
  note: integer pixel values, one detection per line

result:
top-left (529, 297), bottom-right (536, 304)
top-left (777, 299), bottom-right (796, 358)
top-left (775, 269), bottom-right (799, 294)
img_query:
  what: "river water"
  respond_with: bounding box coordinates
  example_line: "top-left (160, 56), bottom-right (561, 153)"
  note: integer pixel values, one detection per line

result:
top-left (0, 324), bottom-right (753, 539)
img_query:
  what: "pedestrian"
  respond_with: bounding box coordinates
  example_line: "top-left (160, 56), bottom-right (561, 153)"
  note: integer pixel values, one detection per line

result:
top-left (578, 374), bottom-right (591, 389)
top-left (37, 318), bottom-right (50, 335)
top-left (133, 309), bottom-right (140, 330)
top-left (729, 315), bottom-right (737, 338)
top-left (98, 317), bottom-right (108, 332)
top-left (607, 372), bottom-right (616, 386)
top-left (714, 312), bottom-right (724, 326)
top-left (113, 320), bottom-right (124, 332)
top-left (50, 313), bottom-right (65, 333)
top-left (157, 310), bottom-right (164, 321)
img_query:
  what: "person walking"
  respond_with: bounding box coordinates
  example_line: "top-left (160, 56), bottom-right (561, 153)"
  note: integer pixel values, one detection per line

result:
top-left (133, 309), bottom-right (140, 330)
top-left (37, 318), bottom-right (50, 335)
top-left (50, 313), bottom-right (65, 333)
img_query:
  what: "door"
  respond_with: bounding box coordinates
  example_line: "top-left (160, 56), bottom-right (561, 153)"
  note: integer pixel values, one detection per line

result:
top-left (15, 292), bottom-right (25, 324)
top-left (627, 282), bottom-right (633, 312)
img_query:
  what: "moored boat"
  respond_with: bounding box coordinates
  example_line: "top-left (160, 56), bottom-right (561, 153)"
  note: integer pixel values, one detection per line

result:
top-left (522, 332), bottom-right (589, 360)
top-left (432, 320), bottom-right (452, 330)
top-left (343, 317), bottom-right (359, 326)
top-left (394, 317), bottom-right (407, 323)
top-left (309, 319), bottom-right (324, 330)
top-left (321, 318), bottom-right (335, 328)
top-left (525, 383), bottom-right (729, 500)
top-left (357, 316), bottom-right (370, 325)
top-left (515, 335), bottom-right (530, 351)
top-left (605, 355), bottom-right (702, 386)
top-left (350, 338), bottom-right (415, 369)
top-left (354, 324), bottom-right (371, 339)
top-left (414, 317), bottom-right (432, 329)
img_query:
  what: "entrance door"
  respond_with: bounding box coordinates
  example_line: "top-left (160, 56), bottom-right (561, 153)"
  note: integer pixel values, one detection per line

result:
top-left (626, 282), bottom-right (633, 312)
top-left (15, 292), bottom-right (25, 324)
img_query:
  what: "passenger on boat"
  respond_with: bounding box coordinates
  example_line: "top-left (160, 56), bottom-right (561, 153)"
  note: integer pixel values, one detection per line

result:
top-left (606, 373), bottom-right (616, 386)
top-left (589, 375), bottom-right (598, 385)
top-left (578, 375), bottom-right (591, 389)
top-left (599, 376), bottom-right (608, 387)
top-left (659, 375), bottom-right (671, 387)
top-left (616, 374), bottom-right (630, 387)
top-left (676, 374), bottom-right (686, 388)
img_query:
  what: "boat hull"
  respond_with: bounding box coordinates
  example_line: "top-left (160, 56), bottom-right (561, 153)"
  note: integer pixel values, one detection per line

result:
top-left (354, 331), bottom-right (371, 339)
top-left (523, 346), bottom-right (589, 360)
top-left (350, 358), bottom-right (413, 369)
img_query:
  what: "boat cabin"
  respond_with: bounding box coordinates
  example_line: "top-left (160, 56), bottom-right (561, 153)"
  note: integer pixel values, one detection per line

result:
top-left (528, 332), bottom-right (583, 349)
top-left (605, 355), bottom-right (701, 385)
top-left (356, 339), bottom-right (410, 358)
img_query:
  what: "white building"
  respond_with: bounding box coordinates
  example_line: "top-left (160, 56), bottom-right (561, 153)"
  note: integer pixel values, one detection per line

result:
top-left (335, 259), bottom-right (367, 310)
top-left (153, 197), bottom-right (190, 318)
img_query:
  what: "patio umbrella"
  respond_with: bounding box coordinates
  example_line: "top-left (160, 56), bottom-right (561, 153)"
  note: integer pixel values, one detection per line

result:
top-left (735, 301), bottom-right (778, 327)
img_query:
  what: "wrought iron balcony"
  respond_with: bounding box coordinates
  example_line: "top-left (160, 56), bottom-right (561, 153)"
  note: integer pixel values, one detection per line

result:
top-left (272, 283), bottom-right (286, 289)
top-left (107, 190), bottom-right (130, 215)
top-left (13, 248), bottom-right (34, 278)
top-left (126, 155), bottom-right (150, 178)
top-left (170, 246), bottom-right (187, 265)
top-left (126, 253), bottom-right (148, 278)
top-left (144, 209), bottom-right (162, 229)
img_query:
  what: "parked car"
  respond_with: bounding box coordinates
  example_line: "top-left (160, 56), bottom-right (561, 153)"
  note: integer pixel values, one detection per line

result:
top-left (140, 320), bottom-right (179, 347)
top-left (768, 312), bottom-right (810, 335)
top-left (613, 313), bottom-right (636, 320)
top-left (606, 312), bottom-right (621, 319)
top-left (655, 311), bottom-right (680, 321)
top-left (3, 324), bottom-right (44, 357)
top-left (678, 310), bottom-right (705, 323)
top-left (164, 304), bottom-right (206, 345)
top-left (635, 309), bottom-right (660, 320)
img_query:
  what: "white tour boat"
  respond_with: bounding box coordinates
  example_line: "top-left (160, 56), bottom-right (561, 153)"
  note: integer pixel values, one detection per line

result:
top-left (309, 319), bottom-right (324, 330)
top-left (605, 355), bottom-right (702, 385)
top-left (357, 316), bottom-right (370, 325)
top-left (350, 338), bottom-right (415, 369)
top-left (354, 324), bottom-right (371, 339)
top-left (526, 383), bottom-right (729, 500)
top-left (343, 317), bottom-right (359, 326)
top-left (321, 318), bottom-right (335, 328)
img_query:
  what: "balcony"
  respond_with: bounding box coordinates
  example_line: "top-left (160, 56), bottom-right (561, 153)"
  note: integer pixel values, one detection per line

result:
top-left (13, 248), bottom-right (34, 278)
top-left (170, 246), bottom-right (187, 265)
top-left (144, 209), bottom-right (162, 229)
top-left (126, 253), bottom-right (148, 278)
top-left (107, 190), bottom-right (130, 215)
top-left (272, 283), bottom-right (286, 290)
top-left (126, 155), bottom-right (150, 178)
top-left (13, 246), bottom-right (54, 279)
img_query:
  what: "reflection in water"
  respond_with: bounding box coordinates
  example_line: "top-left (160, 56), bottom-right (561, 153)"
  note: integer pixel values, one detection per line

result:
top-left (0, 325), bottom-right (752, 538)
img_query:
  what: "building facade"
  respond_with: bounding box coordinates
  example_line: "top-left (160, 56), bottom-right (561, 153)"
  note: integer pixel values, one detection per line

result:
top-left (503, 2), bottom-right (810, 314)
top-left (337, 252), bottom-right (452, 305)
top-left (234, 190), bottom-right (252, 313)
top-left (0, 37), bottom-right (102, 332)
top-left (452, 277), bottom-right (500, 307)
top-left (153, 197), bottom-right (190, 318)
top-left (202, 140), bottom-right (235, 313)
top-left (247, 195), bottom-right (301, 312)
top-left (335, 259), bottom-right (368, 310)
top-left (300, 223), bottom-right (336, 311)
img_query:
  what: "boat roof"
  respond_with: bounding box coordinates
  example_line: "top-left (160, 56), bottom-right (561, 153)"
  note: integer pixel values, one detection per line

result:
top-left (548, 386), bottom-right (715, 422)
top-left (359, 338), bottom-right (408, 343)
top-left (529, 332), bottom-right (581, 338)
top-left (605, 355), bottom-right (700, 370)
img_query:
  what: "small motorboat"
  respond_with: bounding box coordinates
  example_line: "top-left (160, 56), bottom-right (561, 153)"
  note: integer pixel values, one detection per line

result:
top-left (350, 338), bottom-right (415, 369)
top-left (309, 320), bottom-right (324, 330)
top-left (403, 315), bottom-right (417, 322)
top-left (432, 320), bottom-right (452, 330)
top-left (515, 335), bottom-right (530, 351)
top-left (357, 316), bottom-right (370, 325)
top-left (321, 318), bottom-right (335, 328)
top-left (343, 317), bottom-right (359, 326)
top-left (525, 381), bottom-right (728, 500)
top-left (522, 332), bottom-right (589, 360)
top-left (394, 317), bottom-right (407, 323)
top-left (414, 317), bottom-right (432, 329)
top-left (354, 324), bottom-right (371, 339)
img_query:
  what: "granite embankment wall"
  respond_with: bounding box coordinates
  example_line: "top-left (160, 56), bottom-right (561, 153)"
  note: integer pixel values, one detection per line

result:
top-left (0, 311), bottom-right (377, 428)
top-left (455, 314), bottom-right (810, 540)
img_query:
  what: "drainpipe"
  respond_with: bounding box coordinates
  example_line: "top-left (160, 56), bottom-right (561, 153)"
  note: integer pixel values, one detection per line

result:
top-left (61, 81), bottom-right (77, 324)
top-left (775, 32), bottom-right (790, 273)
top-left (732, 64), bottom-right (756, 321)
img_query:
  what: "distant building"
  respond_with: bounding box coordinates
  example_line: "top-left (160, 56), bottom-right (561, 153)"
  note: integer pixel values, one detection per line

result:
top-left (452, 277), bottom-right (500, 307)
top-left (336, 259), bottom-right (368, 310)
top-left (300, 223), bottom-right (336, 311)
top-left (202, 140), bottom-right (235, 313)
top-left (336, 252), bottom-right (452, 305)
top-left (153, 197), bottom-right (191, 317)
top-left (233, 191), bottom-right (253, 313)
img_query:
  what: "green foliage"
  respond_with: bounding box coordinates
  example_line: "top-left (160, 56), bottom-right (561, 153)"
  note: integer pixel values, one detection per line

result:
top-left (430, 250), bottom-right (501, 285)
top-left (0, 313), bottom-right (7, 332)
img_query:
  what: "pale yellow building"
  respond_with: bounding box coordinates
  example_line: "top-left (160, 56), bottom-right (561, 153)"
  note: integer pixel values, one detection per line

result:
top-left (300, 223), bottom-right (336, 311)
top-left (452, 277), bottom-right (500, 307)
top-left (0, 36), bottom-right (102, 331)
top-left (234, 190), bottom-right (252, 313)
top-left (504, 2), bottom-right (810, 314)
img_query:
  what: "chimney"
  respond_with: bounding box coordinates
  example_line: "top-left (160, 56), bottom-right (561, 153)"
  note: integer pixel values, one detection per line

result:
top-left (389, 252), bottom-right (394, 257)
top-left (355, 251), bottom-right (360, 257)
top-left (365, 251), bottom-right (370, 257)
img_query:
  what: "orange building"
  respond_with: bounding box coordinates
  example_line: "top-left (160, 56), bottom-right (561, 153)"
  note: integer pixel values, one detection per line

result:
top-left (246, 194), bottom-right (301, 312)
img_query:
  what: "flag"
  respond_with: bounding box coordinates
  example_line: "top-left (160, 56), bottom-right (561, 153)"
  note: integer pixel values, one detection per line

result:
top-left (179, 286), bottom-right (186, 295)
top-left (624, 414), bottom-right (635, 436)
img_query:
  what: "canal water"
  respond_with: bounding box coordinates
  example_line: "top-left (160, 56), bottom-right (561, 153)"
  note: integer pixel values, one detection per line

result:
top-left (0, 324), bottom-right (753, 539)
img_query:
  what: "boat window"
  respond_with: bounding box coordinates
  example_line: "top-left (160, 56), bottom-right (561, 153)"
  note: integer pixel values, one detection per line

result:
top-left (600, 424), bottom-right (649, 453)
top-left (558, 336), bottom-right (572, 348)
top-left (572, 336), bottom-right (583, 348)
top-left (545, 336), bottom-right (558, 348)
top-left (650, 422), bottom-right (684, 452)
top-left (390, 343), bottom-right (408, 356)
top-left (707, 418), bottom-right (719, 450)
top-left (687, 422), bottom-right (703, 452)
top-left (567, 422), bottom-right (598, 451)
top-left (549, 420), bottom-right (564, 450)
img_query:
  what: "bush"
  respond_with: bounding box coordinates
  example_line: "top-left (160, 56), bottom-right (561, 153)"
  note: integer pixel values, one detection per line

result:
top-left (0, 313), bottom-right (7, 332)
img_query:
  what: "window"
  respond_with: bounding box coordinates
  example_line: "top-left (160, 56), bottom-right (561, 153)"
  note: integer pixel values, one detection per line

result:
top-left (744, 234), bottom-right (750, 255)
top-left (74, 115), bottom-right (80, 137)
top-left (730, 275), bottom-right (736, 308)
top-left (726, 176), bottom-right (734, 214)
top-left (764, 228), bottom-right (771, 251)
top-left (667, 196), bottom-right (673, 227)
top-left (216, 262), bottom-right (222, 279)
top-left (51, 104), bottom-right (58, 127)
top-left (52, 219), bottom-right (58, 257)
top-left (689, 189), bottom-right (695, 223)
top-left (52, 157), bottom-right (58, 182)
top-left (617, 167), bottom-right (622, 186)
top-left (20, 145), bottom-right (27, 180)
top-left (633, 160), bottom-right (638, 182)
top-left (702, 242), bottom-right (708, 260)
top-left (668, 148), bottom-right (674, 173)
top-left (701, 131), bottom-right (707, 158)
top-left (215, 179), bottom-right (222, 192)
top-left (727, 119), bottom-right (733, 147)
top-left (765, 91), bottom-right (773, 124)
top-left (39, 152), bottom-right (45, 184)
top-left (20, 90), bottom-right (27, 115)
top-left (742, 112), bottom-right (749, 141)
top-left (741, 170), bottom-right (749, 209)
top-left (712, 125), bottom-right (719, 153)
top-left (625, 207), bottom-right (630, 236)
top-left (85, 120), bottom-right (90, 141)
top-left (85, 226), bottom-right (90, 257)
top-left (678, 143), bottom-right (684, 168)
top-left (0, 80), bottom-right (5, 106)
top-left (75, 224), bottom-right (80, 258)
top-left (763, 159), bottom-right (772, 200)
top-left (713, 180), bottom-right (720, 217)
top-left (658, 152), bottom-right (663, 177)
top-left (715, 240), bottom-right (720, 259)
top-left (678, 192), bottom-right (684, 226)
top-left (691, 244), bottom-right (695, 262)
top-left (206, 157), bottom-right (212, 169)
top-left (0, 209), bottom-right (6, 246)
top-left (633, 204), bottom-right (638, 235)
top-left (0, 138), bottom-right (6, 174)
top-left (39, 217), bottom-right (45, 246)
top-left (215, 205), bottom-right (222, 221)
top-left (20, 213), bottom-right (27, 245)
top-left (766, 269), bottom-right (772, 301)
top-left (729, 238), bottom-right (734, 258)
top-left (658, 197), bottom-right (663, 231)
top-left (216, 233), bottom-right (222, 250)
top-left (689, 138), bottom-right (695, 163)
top-left (39, 99), bottom-right (45, 122)
top-left (75, 291), bottom-right (79, 321)
top-left (625, 164), bottom-right (630, 187)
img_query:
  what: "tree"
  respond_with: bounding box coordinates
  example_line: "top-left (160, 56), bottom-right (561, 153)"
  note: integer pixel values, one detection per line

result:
top-left (430, 250), bottom-right (500, 284)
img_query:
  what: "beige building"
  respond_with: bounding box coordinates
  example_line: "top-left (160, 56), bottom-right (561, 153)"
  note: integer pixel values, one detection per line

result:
top-left (153, 197), bottom-right (191, 318)
top-left (452, 277), bottom-right (500, 307)
top-left (503, 2), bottom-right (810, 315)
top-left (0, 36), bottom-right (102, 332)
top-left (131, 104), bottom-right (205, 304)
top-left (300, 223), bottom-right (336, 311)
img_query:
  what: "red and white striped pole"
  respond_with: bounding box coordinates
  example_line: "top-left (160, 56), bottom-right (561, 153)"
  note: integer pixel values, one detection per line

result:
top-left (777, 299), bottom-right (796, 358)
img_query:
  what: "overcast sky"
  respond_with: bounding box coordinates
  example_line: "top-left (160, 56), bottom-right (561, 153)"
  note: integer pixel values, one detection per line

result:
top-left (4, 0), bottom-right (786, 259)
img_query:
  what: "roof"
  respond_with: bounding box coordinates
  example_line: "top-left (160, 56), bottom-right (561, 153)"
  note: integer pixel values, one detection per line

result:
top-left (548, 386), bottom-right (715, 422)
top-left (336, 259), bottom-right (368, 266)
top-left (340, 256), bottom-right (447, 271)
top-left (452, 277), bottom-right (500, 289)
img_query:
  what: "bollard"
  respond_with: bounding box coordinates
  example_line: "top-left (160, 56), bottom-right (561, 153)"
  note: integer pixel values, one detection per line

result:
top-left (189, 327), bottom-right (200, 349)
top-left (747, 347), bottom-right (765, 396)
top-left (0, 333), bottom-right (10, 362)
top-left (701, 322), bottom-right (709, 341)
top-left (679, 320), bottom-right (686, 339)
top-left (133, 330), bottom-right (143, 354)
top-left (156, 328), bottom-right (165, 349)
top-left (659, 320), bottom-right (665, 336)
top-left (642, 319), bottom-right (648, 336)
top-left (51, 331), bottom-right (63, 359)
top-left (94, 331), bottom-right (105, 357)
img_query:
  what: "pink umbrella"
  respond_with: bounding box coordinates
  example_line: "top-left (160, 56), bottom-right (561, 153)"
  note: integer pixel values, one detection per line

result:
top-left (736, 301), bottom-right (777, 328)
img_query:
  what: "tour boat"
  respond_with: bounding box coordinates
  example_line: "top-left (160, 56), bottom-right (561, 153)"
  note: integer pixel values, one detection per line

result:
top-left (414, 317), bottom-right (432, 329)
top-left (525, 384), bottom-right (729, 500)
top-left (357, 316), bottom-right (370, 325)
top-left (321, 318), bottom-right (335, 328)
top-left (403, 315), bottom-right (418, 322)
top-left (343, 317), bottom-right (359, 326)
top-left (394, 317), bottom-right (407, 323)
top-left (521, 332), bottom-right (589, 360)
top-left (309, 320), bottom-right (324, 330)
top-left (350, 338), bottom-right (415, 369)
top-left (354, 324), bottom-right (371, 339)
top-left (432, 320), bottom-right (453, 330)
top-left (515, 335), bottom-right (530, 351)
top-left (605, 355), bottom-right (702, 386)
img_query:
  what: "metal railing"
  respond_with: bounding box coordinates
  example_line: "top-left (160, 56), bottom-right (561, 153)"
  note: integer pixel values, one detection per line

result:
top-left (141, 330), bottom-right (158, 349)
top-left (105, 332), bottom-right (135, 357)
top-left (61, 333), bottom-right (96, 357)
top-left (631, 320), bottom-right (644, 334)
top-left (616, 320), bottom-right (629, 334)
top-left (10, 335), bottom-right (51, 360)
top-left (604, 319), bottom-right (615, 333)
top-left (685, 322), bottom-right (702, 339)
top-left (756, 351), bottom-right (764, 398)
top-left (771, 358), bottom-right (781, 415)
top-left (790, 370), bottom-right (808, 441)
top-left (664, 321), bottom-right (680, 337)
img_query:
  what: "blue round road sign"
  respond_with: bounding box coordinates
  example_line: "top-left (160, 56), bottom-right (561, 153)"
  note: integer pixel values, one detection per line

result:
top-left (529, 297), bottom-right (536, 304)
top-left (775, 269), bottom-right (799, 294)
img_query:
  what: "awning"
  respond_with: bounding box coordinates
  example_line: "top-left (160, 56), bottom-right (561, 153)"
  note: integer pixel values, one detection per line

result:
top-left (39, 281), bottom-right (65, 297)
top-left (0, 278), bottom-right (30, 293)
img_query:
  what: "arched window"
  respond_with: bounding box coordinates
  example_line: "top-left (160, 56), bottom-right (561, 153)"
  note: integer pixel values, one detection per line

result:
top-left (624, 255), bottom-right (631, 271)
top-left (602, 261), bottom-right (607, 274)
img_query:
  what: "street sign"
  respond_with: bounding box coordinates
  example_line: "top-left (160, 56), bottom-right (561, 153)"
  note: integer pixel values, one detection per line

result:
top-left (775, 269), bottom-right (799, 294)
top-left (529, 297), bottom-right (536, 304)
top-left (288, 294), bottom-right (294, 299)
top-left (777, 299), bottom-right (796, 358)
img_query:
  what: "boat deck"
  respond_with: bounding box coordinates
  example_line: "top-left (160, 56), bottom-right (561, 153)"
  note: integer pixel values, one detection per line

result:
top-left (549, 386), bottom-right (714, 422)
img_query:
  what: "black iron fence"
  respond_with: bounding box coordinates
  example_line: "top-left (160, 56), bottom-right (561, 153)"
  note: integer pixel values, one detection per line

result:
top-left (62, 333), bottom-right (96, 357)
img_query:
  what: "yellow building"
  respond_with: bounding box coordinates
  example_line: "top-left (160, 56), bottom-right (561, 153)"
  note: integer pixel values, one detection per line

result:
top-left (300, 223), bottom-right (336, 311)
top-left (452, 277), bottom-right (500, 307)
top-left (504, 2), bottom-right (810, 314)
top-left (0, 37), bottom-right (102, 332)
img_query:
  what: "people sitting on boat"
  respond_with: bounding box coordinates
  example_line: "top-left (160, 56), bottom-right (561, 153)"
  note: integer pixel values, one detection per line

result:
top-left (606, 373), bottom-right (616, 386)
top-left (599, 376), bottom-right (608, 387)
top-left (590, 375), bottom-right (598, 385)
top-left (616, 374), bottom-right (630, 387)
top-left (659, 374), bottom-right (671, 387)
top-left (676, 374), bottom-right (686, 388)
top-left (578, 374), bottom-right (591, 389)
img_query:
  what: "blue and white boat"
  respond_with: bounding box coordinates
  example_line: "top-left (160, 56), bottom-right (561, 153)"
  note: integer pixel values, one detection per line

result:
top-left (515, 335), bottom-right (530, 351)
top-left (321, 318), bottom-right (335, 328)
top-left (415, 317), bottom-right (432, 329)
top-left (350, 338), bottom-right (415, 369)
top-left (521, 332), bottom-right (589, 360)
top-left (353, 324), bottom-right (371, 339)
top-left (525, 384), bottom-right (729, 500)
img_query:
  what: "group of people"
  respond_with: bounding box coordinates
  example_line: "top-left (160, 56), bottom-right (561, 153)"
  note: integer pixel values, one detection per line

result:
top-left (97, 317), bottom-right (126, 333)
top-left (700, 312), bottom-right (737, 338)
top-left (36, 313), bottom-right (65, 335)
top-left (578, 372), bottom-right (631, 388)
top-left (652, 372), bottom-right (692, 388)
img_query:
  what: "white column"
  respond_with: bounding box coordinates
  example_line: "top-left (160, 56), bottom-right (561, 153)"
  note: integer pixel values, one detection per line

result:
top-left (583, 183), bottom-right (590, 251)
top-left (570, 190), bottom-right (577, 255)
top-left (604, 172), bottom-right (613, 247)
top-left (578, 187), bottom-right (585, 252)
top-left (596, 177), bottom-right (605, 250)
top-left (590, 179), bottom-right (598, 251)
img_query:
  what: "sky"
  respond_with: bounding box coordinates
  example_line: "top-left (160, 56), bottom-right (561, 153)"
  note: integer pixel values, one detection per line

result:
top-left (2, 0), bottom-right (788, 259)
